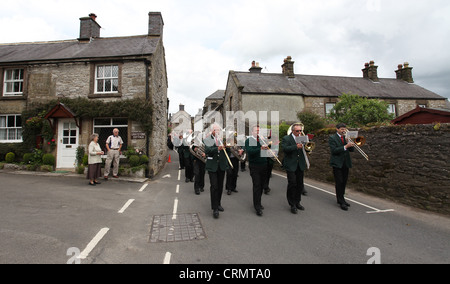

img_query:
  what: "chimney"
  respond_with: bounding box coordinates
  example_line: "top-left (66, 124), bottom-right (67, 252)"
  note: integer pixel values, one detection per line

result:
top-left (249, 60), bottom-right (262, 73)
top-left (362, 60), bottom-right (379, 82)
top-left (396, 62), bottom-right (414, 83)
top-left (179, 104), bottom-right (185, 112)
top-left (148, 12), bottom-right (164, 38)
top-left (282, 56), bottom-right (295, 78)
top-left (79, 13), bottom-right (101, 42)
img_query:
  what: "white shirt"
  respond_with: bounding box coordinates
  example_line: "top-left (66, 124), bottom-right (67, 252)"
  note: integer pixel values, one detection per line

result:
top-left (106, 135), bottom-right (123, 150)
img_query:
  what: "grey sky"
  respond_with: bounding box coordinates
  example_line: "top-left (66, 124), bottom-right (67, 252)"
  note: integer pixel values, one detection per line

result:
top-left (1, 0), bottom-right (449, 116)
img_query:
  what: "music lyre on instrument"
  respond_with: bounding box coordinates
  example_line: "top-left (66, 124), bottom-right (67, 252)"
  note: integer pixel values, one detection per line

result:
top-left (258, 134), bottom-right (282, 166)
top-left (344, 129), bottom-right (369, 161)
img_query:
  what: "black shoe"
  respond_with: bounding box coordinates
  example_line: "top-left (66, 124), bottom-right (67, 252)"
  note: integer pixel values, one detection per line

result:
top-left (302, 190), bottom-right (308, 196)
top-left (190, 179), bottom-right (194, 183)
top-left (260, 205), bottom-right (265, 210)
top-left (296, 203), bottom-right (305, 211)
top-left (256, 210), bottom-right (263, 216)
top-left (213, 210), bottom-right (219, 219)
top-left (227, 190), bottom-right (231, 195)
top-left (94, 181), bottom-right (101, 184)
top-left (290, 206), bottom-right (298, 214)
top-left (231, 189), bottom-right (238, 193)
top-left (344, 201), bottom-right (351, 207)
top-left (185, 178), bottom-right (190, 183)
top-left (218, 206), bottom-right (224, 212)
top-left (200, 188), bottom-right (204, 192)
top-left (195, 189), bottom-right (200, 195)
top-left (264, 188), bottom-right (271, 195)
top-left (89, 182), bottom-right (96, 186)
top-left (340, 204), bottom-right (349, 211)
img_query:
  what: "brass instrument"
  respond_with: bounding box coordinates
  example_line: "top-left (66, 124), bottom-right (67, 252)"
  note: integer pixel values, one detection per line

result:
top-left (344, 129), bottom-right (369, 161)
top-left (226, 132), bottom-right (247, 163)
top-left (190, 143), bottom-right (207, 164)
top-left (218, 138), bottom-right (234, 169)
top-left (288, 122), bottom-right (316, 154)
top-left (258, 135), bottom-right (282, 166)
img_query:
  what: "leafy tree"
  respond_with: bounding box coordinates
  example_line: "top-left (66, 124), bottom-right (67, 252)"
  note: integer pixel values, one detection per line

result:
top-left (328, 93), bottom-right (394, 127)
top-left (297, 111), bottom-right (327, 134)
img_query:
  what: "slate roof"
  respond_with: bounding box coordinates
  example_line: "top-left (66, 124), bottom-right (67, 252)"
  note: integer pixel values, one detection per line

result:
top-left (233, 72), bottom-right (445, 100)
top-left (206, 90), bottom-right (225, 100)
top-left (0, 35), bottom-right (160, 63)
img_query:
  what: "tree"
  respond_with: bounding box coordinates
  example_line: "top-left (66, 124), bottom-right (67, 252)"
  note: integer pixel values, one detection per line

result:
top-left (297, 111), bottom-right (327, 134)
top-left (329, 93), bottom-right (394, 127)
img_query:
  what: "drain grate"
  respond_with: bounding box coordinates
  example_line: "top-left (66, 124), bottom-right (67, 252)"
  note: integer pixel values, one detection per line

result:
top-left (149, 213), bottom-right (206, 243)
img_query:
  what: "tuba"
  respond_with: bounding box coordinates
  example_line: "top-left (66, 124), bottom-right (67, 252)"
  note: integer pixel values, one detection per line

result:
top-left (226, 132), bottom-right (247, 163)
top-left (188, 132), bottom-right (207, 164)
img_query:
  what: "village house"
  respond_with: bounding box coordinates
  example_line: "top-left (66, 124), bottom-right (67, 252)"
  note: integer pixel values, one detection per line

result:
top-left (223, 57), bottom-right (447, 124)
top-left (0, 12), bottom-right (168, 177)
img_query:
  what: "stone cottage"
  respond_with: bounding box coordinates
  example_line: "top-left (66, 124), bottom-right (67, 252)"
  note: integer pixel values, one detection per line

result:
top-left (224, 57), bottom-right (447, 124)
top-left (0, 12), bottom-right (168, 177)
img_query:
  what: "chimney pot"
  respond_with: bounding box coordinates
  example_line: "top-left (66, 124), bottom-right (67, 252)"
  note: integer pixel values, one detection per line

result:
top-left (362, 60), bottom-right (378, 81)
top-left (89, 13), bottom-right (97, 21)
top-left (148, 12), bottom-right (164, 38)
top-left (249, 60), bottom-right (262, 73)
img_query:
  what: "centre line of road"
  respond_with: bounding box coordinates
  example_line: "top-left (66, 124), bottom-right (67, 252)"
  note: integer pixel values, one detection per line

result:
top-left (272, 172), bottom-right (394, 214)
top-left (172, 198), bottom-right (179, 220)
top-left (163, 252), bottom-right (172, 264)
top-left (176, 184), bottom-right (180, 194)
top-left (178, 170), bottom-right (181, 181)
top-left (118, 199), bottom-right (135, 214)
top-left (139, 184), bottom-right (148, 192)
top-left (78, 228), bottom-right (110, 260)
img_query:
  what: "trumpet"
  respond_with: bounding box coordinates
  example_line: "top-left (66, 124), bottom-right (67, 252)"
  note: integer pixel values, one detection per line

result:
top-left (288, 122), bottom-right (316, 154)
top-left (344, 129), bottom-right (369, 161)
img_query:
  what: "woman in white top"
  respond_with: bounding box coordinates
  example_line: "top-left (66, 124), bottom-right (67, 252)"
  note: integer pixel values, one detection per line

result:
top-left (87, 133), bottom-right (104, 186)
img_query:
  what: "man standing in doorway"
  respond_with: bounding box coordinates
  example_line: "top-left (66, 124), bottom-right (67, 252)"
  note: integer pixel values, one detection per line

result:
top-left (104, 128), bottom-right (124, 179)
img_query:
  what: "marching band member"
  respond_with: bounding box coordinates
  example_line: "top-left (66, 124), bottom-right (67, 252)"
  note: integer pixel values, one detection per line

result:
top-left (245, 125), bottom-right (268, 217)
top-left (204, 124), bottom-right (231, 219)
top-left (281, 123), bottom-right (307, 214)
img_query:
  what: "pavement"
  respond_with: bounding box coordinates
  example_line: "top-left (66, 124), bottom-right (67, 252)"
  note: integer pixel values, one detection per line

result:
top-left (0, 151), bottom-right (449, 264)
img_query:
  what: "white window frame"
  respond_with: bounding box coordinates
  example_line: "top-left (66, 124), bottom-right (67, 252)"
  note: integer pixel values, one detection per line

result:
top-left (325, 103), bottom-right (336, 115)
top-left (387, 104), bottom-right (397, 115)
top-left (0, 114), bottom-right (23, 143)
top-left (94, 65), bottom-right (119, 94)
top-left (3, 69), bottom-right (24, 97)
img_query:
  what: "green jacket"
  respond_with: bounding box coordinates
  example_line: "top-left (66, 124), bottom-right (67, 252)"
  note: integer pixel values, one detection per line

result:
top-left (245, 136), bottom-right (268, 166)
top-left (204, 135), bottom-right (230, 172)
top-left (281, 135), bottom-right (307, 172)
top-left (329, 134), bottom-right (354, 168)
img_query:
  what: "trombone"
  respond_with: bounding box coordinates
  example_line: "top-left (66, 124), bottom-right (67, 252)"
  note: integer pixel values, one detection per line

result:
top-left (258, 135), bottom-right (282, 166)
top-left (344, 129), bottom-right (369, 161)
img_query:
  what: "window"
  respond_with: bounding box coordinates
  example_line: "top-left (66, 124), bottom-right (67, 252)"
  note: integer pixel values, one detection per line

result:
top-left (0, 115), bottom-right (22, 142)
top-left (387, 104), bottom-right (397, 115)
top-left (93, 118), bottom-right (128, 152)
top-left (3, 69), bottom-right (24, 96)
top-left (95, 65), bottom-right (119, 94)
top-left (325, 103), bottom-right (336, 115)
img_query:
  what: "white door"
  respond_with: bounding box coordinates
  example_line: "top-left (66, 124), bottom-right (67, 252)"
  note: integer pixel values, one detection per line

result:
top-left (57, 119), bottom-right (79, 168)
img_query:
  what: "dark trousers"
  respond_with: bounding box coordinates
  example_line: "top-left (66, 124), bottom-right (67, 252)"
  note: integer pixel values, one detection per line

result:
top-left (333, 166), bottom-right (349, 204)
top-left (249, 164), bottom-right (268, 211)
top-left (286, 166), bottom-right (304, 207)
top-left (194, 159), bottom-right (205, 190)
top-left (184, 156), bottom-right (194, 180)
top-left (177, 148), bottom-right (185, 169)
top-left (263, 162), bottom-right (273, 191)
top-left (226, 157), bottom-right (239, 191)
top-left (209, 170), bottom-right (225, 210)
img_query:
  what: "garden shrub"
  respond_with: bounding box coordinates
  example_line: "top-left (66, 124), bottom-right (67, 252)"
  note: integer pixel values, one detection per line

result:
top-left (5, 152), bottom-right (15, 163)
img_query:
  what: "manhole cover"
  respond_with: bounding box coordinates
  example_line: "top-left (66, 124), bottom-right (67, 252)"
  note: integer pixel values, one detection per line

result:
top-left (149, 213), bottom-right (206, 243)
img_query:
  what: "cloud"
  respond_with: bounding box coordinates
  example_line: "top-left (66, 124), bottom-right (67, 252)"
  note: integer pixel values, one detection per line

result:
top-left (1, 0), bottom-right (449, 118)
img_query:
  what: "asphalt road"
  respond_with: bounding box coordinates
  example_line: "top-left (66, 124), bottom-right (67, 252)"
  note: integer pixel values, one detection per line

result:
top-left (1, 151), bottom-right (449, 264)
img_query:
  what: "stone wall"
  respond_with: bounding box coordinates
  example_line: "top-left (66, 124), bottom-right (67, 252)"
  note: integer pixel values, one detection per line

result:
top-left (298, 124), bottom-right (450, 215)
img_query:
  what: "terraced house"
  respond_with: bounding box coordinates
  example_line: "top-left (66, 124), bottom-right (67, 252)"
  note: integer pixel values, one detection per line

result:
top-left (0, 12), bottom-right (168, 177)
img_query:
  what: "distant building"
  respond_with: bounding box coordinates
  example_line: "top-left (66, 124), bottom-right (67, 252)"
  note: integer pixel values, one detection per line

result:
top-left (170, 104), bottom-right (193, 133)
top-left (0, 12), bottom-right (168, 176)
top-left (224, 57), bottom-right (447, 124)
top-left (392, 106), bottom-right (450, 125)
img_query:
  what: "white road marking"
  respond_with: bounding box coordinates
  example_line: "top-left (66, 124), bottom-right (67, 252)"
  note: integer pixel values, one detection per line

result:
top-left (162, 174), bottom-right (171, 179)
top-left (176, 184), bottom-right (180, 194)
top-left (139, 184), bottom-right (148, 192)
top-left (178, 170), bottom-right (181, 181)
top-left (118, 199), bottom-right (135, 214)
top-left (163, 252), bottom-right (172, 264)
top-left (172, 198), bottom-right (178, 220)
top-left (272, 172), bottom-right (394, 214)
top-left (77, 228), bottom-right (110, 260)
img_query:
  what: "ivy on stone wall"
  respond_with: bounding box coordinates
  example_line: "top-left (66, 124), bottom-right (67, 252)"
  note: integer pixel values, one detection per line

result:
top-left (22, 97), bottom-right (153, 150)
